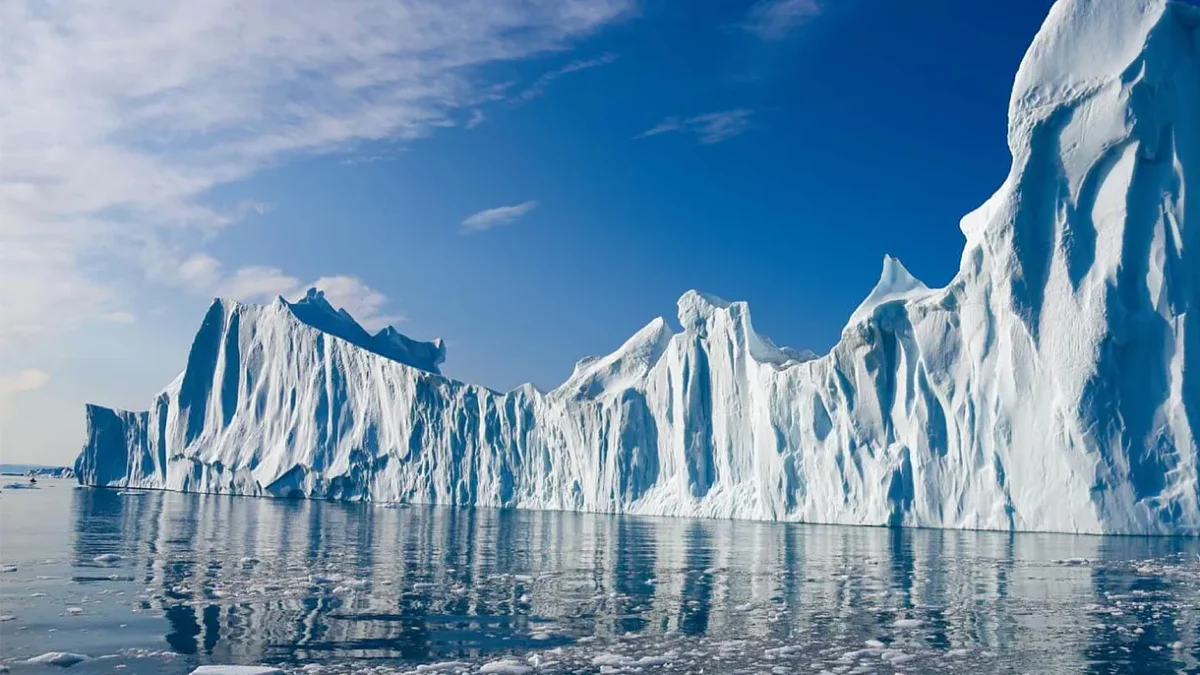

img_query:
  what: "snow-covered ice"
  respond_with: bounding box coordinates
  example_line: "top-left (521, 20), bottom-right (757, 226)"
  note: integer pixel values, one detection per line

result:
top-left (75, 0), bottom-right (1200, 535)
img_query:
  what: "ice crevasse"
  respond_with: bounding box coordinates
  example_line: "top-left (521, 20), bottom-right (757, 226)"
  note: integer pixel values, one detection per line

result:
top-left (76, 0), bottom-right (1200, 535)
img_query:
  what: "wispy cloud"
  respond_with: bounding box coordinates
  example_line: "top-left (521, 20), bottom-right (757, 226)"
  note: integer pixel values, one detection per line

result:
top-left (0, 369), bottom-right (49, 411)
top-left (102, 311), bottom-right (137, 324)
top-left (303, 276), bottom-right (403, 330)
top-left (741, 0), bottom-right (822, 40)
top-left (461, 200), bottom-right (539, 233)
top-left (0, 0), bottom-right (633, 345)
top-left (217, 266), bottom-right (300, 302)
top-left (175, 252), bottom-right (401, 330)
top-left (637, 109), bottom-right (754, 144)
top-left (515, 53), bottom-right (619, 102)
top-left (466, 109), bottom-right (487, 129)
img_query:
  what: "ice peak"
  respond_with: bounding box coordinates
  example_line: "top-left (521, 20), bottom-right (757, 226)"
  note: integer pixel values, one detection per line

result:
top-left (878, 254), bottom-right (924, 290)
top-left (280, 287), bottom-right (446, 374)
top-left (1008, 0), bottom-right (1181, 142)
top-left (677, 290), bottom-right (735, 331)
top-left (846, 255), bottom-right (931, 328)
top-left (558, 316), bottom-right (674, 400)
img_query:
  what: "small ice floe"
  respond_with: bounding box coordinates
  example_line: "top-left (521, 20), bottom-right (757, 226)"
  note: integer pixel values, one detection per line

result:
top-left (25, 652), bottom-right (90, 667)
top-left (880, 649), bottom-right (916, 664)
top-left (764, 645), bottom-right (804, 658)
top-left (590, 653), bottom-right (633, 667)
top-left (66, 607), bottom-right (84, 615)
top-left (945, 648), bottom-right (972, 657)
top-left (190, 662), bottom-right (286, 667)
top-left (892, 618), bottom-right (923, 628)
top-left (1, 565), bottom-right (17, 573)
top-left (93, 554), bottom-right (123, 565)
top-left (477, 659), bottom-right (531, 674)
top-left (412, 662), bottom-right (467, 672)
top-left (0, 614), bottom-right (16, 621)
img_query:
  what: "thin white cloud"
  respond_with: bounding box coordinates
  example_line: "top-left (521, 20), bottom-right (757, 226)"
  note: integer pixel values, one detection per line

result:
top-left (516, 53), bottom-right (618, 102)
top-left (0, 369), bottom-right (50, 411)
top-left (0, 0), bottom-right (633, 344)
top-left (466, 109), bottom-right (487, 129)
top-left (178, 253), bottom-right (224, 292)
top-left (102, 311), bottom-right (137, 324)
top-left (741, 0), bottom-right (822, 40)
top-left (636, 109), bottom-right (754, 144)
top-left (176, 255), bottom-right (401, 332)
top-left (216, 266), bottom-right (300, 302)
top-left (461, 200), bottom-right (539, 233)
top-left (637, 117), bottom-right (683, 138)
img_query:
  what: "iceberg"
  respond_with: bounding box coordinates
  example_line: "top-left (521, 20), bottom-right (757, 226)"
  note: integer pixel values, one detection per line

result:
top-left (76, 0), bottom-right (1199, 535)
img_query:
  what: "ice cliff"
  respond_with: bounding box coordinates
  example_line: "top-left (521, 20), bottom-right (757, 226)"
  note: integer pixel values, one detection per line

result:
top-left (76, 0), bottom-right (1199, 535)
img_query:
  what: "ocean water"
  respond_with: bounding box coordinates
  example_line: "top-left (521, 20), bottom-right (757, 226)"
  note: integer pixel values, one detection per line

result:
top-left (0, 480), bottom-right (1198, 674)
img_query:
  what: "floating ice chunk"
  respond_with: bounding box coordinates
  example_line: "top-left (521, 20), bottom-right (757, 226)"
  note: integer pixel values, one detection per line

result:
top-left (883, 651), bottom-right (916, 664)
top-left (26, 652), bottom-right (90, 667)
top-left (188, 662), bottom-right (284, 667)
top-left (590, 653), bottom-right (633, 666)
top-left (765, 645), bottom-right (804, 658)
top-left (0, 614), bottom-right (15, 621)
top-left (477, 660), bottom-right (531, 674)
top-left (93, 554), bottom-right (123, 565)
top-left (413, 663), bottom-right (467, 673)
top-left (892, 619), bottom-right (923, 629)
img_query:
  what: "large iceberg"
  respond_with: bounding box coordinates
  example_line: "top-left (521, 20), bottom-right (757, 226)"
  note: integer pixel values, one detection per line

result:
top-left (76, 0), bottom-right (1199, 535)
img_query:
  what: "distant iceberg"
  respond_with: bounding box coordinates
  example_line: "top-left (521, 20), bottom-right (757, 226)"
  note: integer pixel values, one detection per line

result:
top-left (77, 0), bottom-right (1200, 535)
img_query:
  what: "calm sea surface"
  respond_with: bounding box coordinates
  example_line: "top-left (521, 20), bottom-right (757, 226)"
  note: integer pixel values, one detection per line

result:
top-left (1, 479), bottom-right (1198, 674)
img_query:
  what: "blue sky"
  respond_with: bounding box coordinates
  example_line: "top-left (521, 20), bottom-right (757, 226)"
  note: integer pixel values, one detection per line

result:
top-left (1, 0), bottom-right (1065, 464)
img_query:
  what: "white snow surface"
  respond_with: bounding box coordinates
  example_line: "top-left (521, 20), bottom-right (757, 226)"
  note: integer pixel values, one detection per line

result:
top-left (76, 0), bottom-right (1200, 535)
